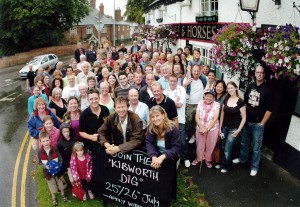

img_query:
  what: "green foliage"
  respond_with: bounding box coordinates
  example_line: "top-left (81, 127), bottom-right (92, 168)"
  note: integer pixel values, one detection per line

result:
top-left (124, 0), bottom-right (155, 24)
top-left (0, 0), bottom-right (89, 55)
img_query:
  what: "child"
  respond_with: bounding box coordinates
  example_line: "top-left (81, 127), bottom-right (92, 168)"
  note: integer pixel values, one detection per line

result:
top-left (70, 142), bottom-right (94, 201)
top-left (57, 123), bottom-right (77, 185)
top-left (38, 131), bottom-right (67, 206)
top-left (39, 115), bottom-right (60, 148)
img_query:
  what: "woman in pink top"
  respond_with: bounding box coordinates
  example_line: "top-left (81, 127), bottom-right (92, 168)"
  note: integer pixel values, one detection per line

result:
top-left (193, 89), bottom-right (220, 168)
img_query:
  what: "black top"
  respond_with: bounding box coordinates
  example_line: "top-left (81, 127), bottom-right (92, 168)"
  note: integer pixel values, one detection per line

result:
top-left (57, 135), bottom-right (77, 170)
top-left (79, 105), bottom-right (110, 135)
top-left (223, 97), bottom-right (245, 129)
top-left (244, 82), bottom-right (273, 123)
top-left (49, 99), bottom-right (67, 119)
top-left (148, 95), bottom-right (178, 121)
top-left (27, 71), bottom-right (36, 87)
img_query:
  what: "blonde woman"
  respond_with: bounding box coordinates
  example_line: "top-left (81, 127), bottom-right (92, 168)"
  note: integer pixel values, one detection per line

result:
top-left (146, 105), bottom-right (181, 169)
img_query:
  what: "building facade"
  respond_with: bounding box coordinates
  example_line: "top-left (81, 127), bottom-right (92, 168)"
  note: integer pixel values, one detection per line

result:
top-left (145, 0), bottom-right (300, 179)
top-left (69, 0), bottom-right (134, 46)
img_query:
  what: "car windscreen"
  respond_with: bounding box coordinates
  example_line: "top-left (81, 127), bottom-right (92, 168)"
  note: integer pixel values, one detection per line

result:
top-left (28, 57), bottom-right (42, 65)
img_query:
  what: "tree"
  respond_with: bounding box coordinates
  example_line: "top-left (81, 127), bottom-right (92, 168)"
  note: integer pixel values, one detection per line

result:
top-left (124, 0), bottom-right (155, 24)
top-left (0, 0), bottom-right (89, 55)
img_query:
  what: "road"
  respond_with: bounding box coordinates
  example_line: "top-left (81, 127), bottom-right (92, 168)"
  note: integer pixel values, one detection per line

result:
top-left (0, 54), bottom-right (73, 207)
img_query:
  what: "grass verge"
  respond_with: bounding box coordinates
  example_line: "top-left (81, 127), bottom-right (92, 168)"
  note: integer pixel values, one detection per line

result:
top-left (35, 165), bottom-right (210, 207)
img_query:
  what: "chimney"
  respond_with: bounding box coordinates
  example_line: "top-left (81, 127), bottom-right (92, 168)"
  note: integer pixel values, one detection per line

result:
top-left (90, 0), bottom-right (96, 8)
top-left (115, 7), bottom-right (122, 21)
top-left (99, 3), bottom-right (104, 15)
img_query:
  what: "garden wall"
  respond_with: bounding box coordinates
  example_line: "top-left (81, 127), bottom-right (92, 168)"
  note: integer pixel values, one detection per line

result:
top-left (0, 43), bottom-right (89, 69)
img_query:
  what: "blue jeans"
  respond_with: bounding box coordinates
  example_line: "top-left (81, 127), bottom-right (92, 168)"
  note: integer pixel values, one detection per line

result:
top-left (239, 122), bottom-right (264, 170)
top-left (221, 126), bottom-right (239, 170)
top-left (179, 124), bottom-right (189, 160)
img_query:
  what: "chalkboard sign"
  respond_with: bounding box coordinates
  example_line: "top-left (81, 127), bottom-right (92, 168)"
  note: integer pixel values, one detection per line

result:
top-left (101, 149), bottom-right (175, 207)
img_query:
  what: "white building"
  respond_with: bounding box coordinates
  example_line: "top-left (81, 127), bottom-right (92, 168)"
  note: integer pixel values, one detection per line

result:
top-left (145, 0), bottom-right (300, 179)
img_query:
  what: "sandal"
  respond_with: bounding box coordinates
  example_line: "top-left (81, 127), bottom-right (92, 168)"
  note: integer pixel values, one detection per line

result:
top-left (62, 195), bottom-right (68, 202)
top-left (192, 159), bottom-right (199, 166)
top-left (52, 198), bottom-right (58, 206)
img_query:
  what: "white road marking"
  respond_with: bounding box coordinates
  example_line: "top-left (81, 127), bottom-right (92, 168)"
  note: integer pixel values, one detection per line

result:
top-left (0, 92), bottom-right (21, 102)
top-left (5, 79), bottom-right (12, 82)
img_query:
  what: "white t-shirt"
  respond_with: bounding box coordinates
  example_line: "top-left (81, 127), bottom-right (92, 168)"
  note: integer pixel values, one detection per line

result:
top-left (184, 78), bottom-right (204, 104)
top-left (62, 85), bottom-right (79, 101)
top-left (164, 85), bottom-right (186, 124)
top-left (129, 101), bottom-right (149, 129)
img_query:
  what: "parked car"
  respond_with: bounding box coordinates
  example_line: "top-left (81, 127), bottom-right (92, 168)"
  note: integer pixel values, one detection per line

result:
top-left (19, 54), bottom-right (59, 79)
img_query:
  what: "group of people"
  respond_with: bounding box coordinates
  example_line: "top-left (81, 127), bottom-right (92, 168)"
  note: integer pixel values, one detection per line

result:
top-left (26, 40), bottom-right (273, 206)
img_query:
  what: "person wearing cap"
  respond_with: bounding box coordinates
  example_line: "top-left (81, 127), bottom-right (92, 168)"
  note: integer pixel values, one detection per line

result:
top-left (193, 89), bottom-right (220, 168)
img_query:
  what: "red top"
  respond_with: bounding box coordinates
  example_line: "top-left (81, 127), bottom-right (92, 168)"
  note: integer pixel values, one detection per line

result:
top-left (76, 157), bottom-right (87, 179)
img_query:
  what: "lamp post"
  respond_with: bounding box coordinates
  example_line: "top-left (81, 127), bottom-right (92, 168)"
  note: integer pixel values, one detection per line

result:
top-left (97, 20), bottom-right (103, 45)
top-left (113, 0), bottom-right (116, 46)
top-left (239, 0), bottom-right (260, 25)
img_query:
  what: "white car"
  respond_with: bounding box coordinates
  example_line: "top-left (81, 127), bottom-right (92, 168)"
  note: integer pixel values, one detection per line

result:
top-left (19, 54), bottom-right (59, 79)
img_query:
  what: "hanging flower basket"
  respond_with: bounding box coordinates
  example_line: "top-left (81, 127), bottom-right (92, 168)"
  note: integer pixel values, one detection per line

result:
top-left (261, 24), bottom-right (300, 81)
top-left (210, 23), bottom-right (259, 81)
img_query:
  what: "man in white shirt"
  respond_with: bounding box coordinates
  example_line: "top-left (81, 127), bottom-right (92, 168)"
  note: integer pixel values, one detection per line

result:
top-left (128, 88), bottom-right (149, 131)
top-left (183, 64), bottom-right (206, 143)
top-left (164, 74), bottom-right (190, 167)
top-left (62, 74), bottom-right (79, 101)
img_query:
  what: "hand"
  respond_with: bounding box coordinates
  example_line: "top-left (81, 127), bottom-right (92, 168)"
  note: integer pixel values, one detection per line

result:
top-left (231, 130), bottom-right (240, 138)
top-left (90, 134), bottom-right (99, 141)
top-left (151, 157), bottom-right (161, 169)
top-left (105, 146), bottom-right (120, 155)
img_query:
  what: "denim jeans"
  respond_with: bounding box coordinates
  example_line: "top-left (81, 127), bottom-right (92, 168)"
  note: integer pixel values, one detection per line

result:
top-left (239, 122), bottom-right (264, 170)
top-left (179, 123), bottom-right (189, 160)
top-left (221, 126), bottom-right (239, 170)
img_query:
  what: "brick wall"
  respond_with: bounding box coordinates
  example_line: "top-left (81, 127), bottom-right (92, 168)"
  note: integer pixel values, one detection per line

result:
top-left (0, 43), bottom-right (89, 69)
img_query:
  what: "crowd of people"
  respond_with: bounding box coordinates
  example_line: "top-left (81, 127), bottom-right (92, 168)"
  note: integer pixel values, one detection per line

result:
top-left (26, 40), bottom-right (273, 206)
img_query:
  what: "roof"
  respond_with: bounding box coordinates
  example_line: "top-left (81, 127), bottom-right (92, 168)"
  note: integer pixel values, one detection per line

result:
top-left (78, 7), bottom-right (132, 27)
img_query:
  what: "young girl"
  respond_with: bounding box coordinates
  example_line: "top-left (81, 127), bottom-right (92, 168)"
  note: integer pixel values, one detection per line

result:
top-left (57, 123), bottom-right (77, 185)
top-left (39, 116), bottom-right (60, 148)
top-left (38, 131), bottom-right (67, 206)
top-left (70, 142), bottom-right (94, 201)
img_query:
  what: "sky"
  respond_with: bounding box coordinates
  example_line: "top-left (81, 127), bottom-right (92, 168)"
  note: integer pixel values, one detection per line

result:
top-left (96, 0), bottom-right (127, 17)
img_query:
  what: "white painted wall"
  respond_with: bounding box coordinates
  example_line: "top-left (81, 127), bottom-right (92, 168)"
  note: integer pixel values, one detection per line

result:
top-left (145, 0), bottom-right (300, 151)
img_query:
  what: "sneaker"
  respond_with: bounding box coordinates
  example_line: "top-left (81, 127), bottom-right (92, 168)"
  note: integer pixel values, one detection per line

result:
top-left (88, 190), bottom-right (94, 199)
top-left (184, 160), bottom-right (191, 168)
top-left (250, 170), bottom-right (257, 176)
top-left (192, 159), bottom-right (199, 166)
top-left (83, 193), bottom-right (87, 201)
top-left (232, 158), bottom-right (240, 164)
top-left (176, 158), bottom-right (181, 169)
top-left (215, 164), bottom-right (220, 169)
top-left (221, 169), bottom-right (227, 173)
top-left (188, 135), bottom-right (195, 144)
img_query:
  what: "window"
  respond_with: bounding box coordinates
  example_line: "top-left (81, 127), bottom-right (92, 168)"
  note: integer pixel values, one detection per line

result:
top-left (158, 10), bottom-right (163, 19)
top-left (127, 26), bottom-right (130, 31)
top-left (86, 26), bottom-right (92, 34)
top-left (122, 26), bottom-right (125, 31)
top-left (102, 26), bottom-right (107, 33)
top-left (70, 27), bottom-right (77, 34)
top-left (48, 55), bottom-right (55, 61)
top-left (200, 0), bottom-right (218, 16)
top-left (118, 26), bottom-right (120, 31)
top-left (41, 56), bottom-right (49, 64)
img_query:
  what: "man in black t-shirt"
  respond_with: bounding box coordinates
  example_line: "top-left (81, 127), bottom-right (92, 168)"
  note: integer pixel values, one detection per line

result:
top-left (26, 64), bottom-right (36, 90)
top-left (148, 81), bottom-right (178, 128)
top-left (232, 66), bottom-right (273, 177)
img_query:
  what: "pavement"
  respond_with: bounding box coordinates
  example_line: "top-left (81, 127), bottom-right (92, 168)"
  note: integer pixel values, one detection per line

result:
top-left (187, 143), bottom-right (300, 207)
